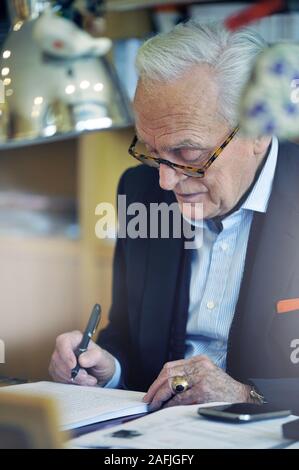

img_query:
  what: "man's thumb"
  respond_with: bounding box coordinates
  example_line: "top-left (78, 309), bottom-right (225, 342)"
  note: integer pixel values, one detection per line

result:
top-left (79, 350), bottom-right (98, 368)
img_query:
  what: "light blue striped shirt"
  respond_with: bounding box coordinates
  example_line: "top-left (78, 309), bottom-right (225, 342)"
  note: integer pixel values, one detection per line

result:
top-left (185, 137), bottom-right (278, 369)
top-left (106, 137), bottom-right (278, 387)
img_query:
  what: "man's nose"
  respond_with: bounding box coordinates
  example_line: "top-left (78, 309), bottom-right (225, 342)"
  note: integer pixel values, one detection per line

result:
top-left (159, 163), bottom-right (182, 190)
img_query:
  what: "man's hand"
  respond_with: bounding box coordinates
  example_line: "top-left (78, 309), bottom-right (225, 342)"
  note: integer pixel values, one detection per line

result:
top-left (143, 355), bottom-right (251, 411)
top-left (49, 330), bottom-right (116, 387)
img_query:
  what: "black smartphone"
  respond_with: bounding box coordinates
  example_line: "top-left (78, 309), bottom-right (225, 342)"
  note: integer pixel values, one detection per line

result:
top-left (198, 403), bottom-right (291, 423)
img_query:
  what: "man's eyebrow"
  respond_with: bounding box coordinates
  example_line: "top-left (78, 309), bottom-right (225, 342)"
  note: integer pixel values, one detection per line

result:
top-left (169, 140), bottom-right (206, 151)
top-left (136, 134), bottom-right (206, 150)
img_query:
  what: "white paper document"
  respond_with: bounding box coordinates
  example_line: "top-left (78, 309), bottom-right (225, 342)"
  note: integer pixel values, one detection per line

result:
top-left (69, 404), bottom-right (296, 449)
top-left (0, 381), bottom-right (148, 430)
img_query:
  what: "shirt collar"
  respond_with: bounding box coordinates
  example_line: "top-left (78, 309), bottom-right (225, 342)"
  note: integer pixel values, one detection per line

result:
top-left (242, 136), bottom-right (278, 214)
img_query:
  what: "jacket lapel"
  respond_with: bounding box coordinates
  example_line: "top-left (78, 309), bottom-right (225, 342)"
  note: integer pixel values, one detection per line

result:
top-left (227, 142), bottom-right (299, 381)
top-left (138, 191), bottom-right (186, 385)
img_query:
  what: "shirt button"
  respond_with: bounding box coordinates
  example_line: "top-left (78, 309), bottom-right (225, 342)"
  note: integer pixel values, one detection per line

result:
top-left (207, 301), bottom-right (215, 310)
top-left (221, 242), bottom-right (229, 251)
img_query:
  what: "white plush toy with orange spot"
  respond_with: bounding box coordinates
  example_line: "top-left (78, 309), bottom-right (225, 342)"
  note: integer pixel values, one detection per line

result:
top-left (33, 10), bottom-right (111, 58)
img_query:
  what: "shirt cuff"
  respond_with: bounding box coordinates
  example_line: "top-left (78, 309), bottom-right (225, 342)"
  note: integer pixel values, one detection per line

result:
top-left (103, 357), bottom-right (122, 389)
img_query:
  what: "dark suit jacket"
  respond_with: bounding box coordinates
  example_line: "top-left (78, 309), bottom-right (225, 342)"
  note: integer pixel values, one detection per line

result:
top-left (98, 141), bottom-right (299, 413)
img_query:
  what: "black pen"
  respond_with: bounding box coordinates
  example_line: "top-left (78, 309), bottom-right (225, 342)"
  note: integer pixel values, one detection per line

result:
top-left (71, 303), bottom-right (101, 380)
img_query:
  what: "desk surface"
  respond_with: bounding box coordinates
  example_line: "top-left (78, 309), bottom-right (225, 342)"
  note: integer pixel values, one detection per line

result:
top-left (68, 404), bottom-right (298, 450)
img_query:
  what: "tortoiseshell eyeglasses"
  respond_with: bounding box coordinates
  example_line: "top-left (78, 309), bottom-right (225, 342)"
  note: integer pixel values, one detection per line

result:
top-left (128, 126), bottom-right (239, 178)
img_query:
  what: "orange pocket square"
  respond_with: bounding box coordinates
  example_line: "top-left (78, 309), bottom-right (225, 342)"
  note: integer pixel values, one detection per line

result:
top-left (277, 298), bottom-right (299, 314)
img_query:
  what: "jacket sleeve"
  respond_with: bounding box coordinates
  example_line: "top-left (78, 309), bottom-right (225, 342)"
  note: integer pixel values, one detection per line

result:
top-left (96, 170), bottom-right (133, 384)
top-left (250, 378), bottom-right (299, 415)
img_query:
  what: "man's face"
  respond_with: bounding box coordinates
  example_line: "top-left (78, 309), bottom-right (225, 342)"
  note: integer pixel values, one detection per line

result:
top-left (133, 65), bottom-right (269, 220)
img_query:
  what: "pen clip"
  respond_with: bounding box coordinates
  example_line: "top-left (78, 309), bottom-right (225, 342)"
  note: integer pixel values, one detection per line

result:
top-left (78, 347), bottom-right (87, 354)
top-left (92, 313), bottom-right (101, 334)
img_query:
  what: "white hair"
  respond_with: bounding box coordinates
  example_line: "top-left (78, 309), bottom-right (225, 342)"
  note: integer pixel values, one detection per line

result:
top-left (135, 20), bottom-right (268, 126)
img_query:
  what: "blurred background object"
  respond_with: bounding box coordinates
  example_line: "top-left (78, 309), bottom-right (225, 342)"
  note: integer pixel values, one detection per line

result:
top-left (0, 190), bottom-right (78, 238)
top-left (239, 42), bottom-right (299, 139)
top-left (216, 0), bottom-right (299, 138)
top-left (0, 0), bottom-right (133, 149)
top-left (0, 391), bottom-right (63, 449)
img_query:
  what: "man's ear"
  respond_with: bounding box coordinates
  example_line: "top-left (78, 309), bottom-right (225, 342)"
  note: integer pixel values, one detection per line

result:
top-left (253, 135), bottom-right (272, 156)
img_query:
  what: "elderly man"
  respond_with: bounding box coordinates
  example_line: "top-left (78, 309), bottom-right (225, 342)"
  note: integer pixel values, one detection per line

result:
top-left (49, 20), bottom-right (299, 412)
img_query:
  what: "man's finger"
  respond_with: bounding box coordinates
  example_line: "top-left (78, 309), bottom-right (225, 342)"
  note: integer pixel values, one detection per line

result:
top-left (72, 368), bottom-right (97, 386)
top-left (144, 359), bottom-right (192, 399)
top-left (55, 349), bottom-right (77, 380)
top-left (78, 347), bottom-right (104, 369)
top-left (148, 369), bottom-right (203, 410)
top-left (49, 355), bottom-right (71, 383)
top-left (162, 388), bottom-right (201, 409)
top-left (143, 374), bottom-right (168, 403)
top-left (55, 331), bottom-right (82, 369)
top-left (52, 354), bottom-right (98, 386)
top-left (148, 382), bottom-right (173, 411)
top-left (144, 360), bottom-right (205, 403)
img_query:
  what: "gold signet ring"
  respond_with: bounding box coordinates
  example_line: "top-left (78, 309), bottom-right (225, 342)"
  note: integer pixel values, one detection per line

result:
top-left (171, 376), bottom-right (190, 394)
